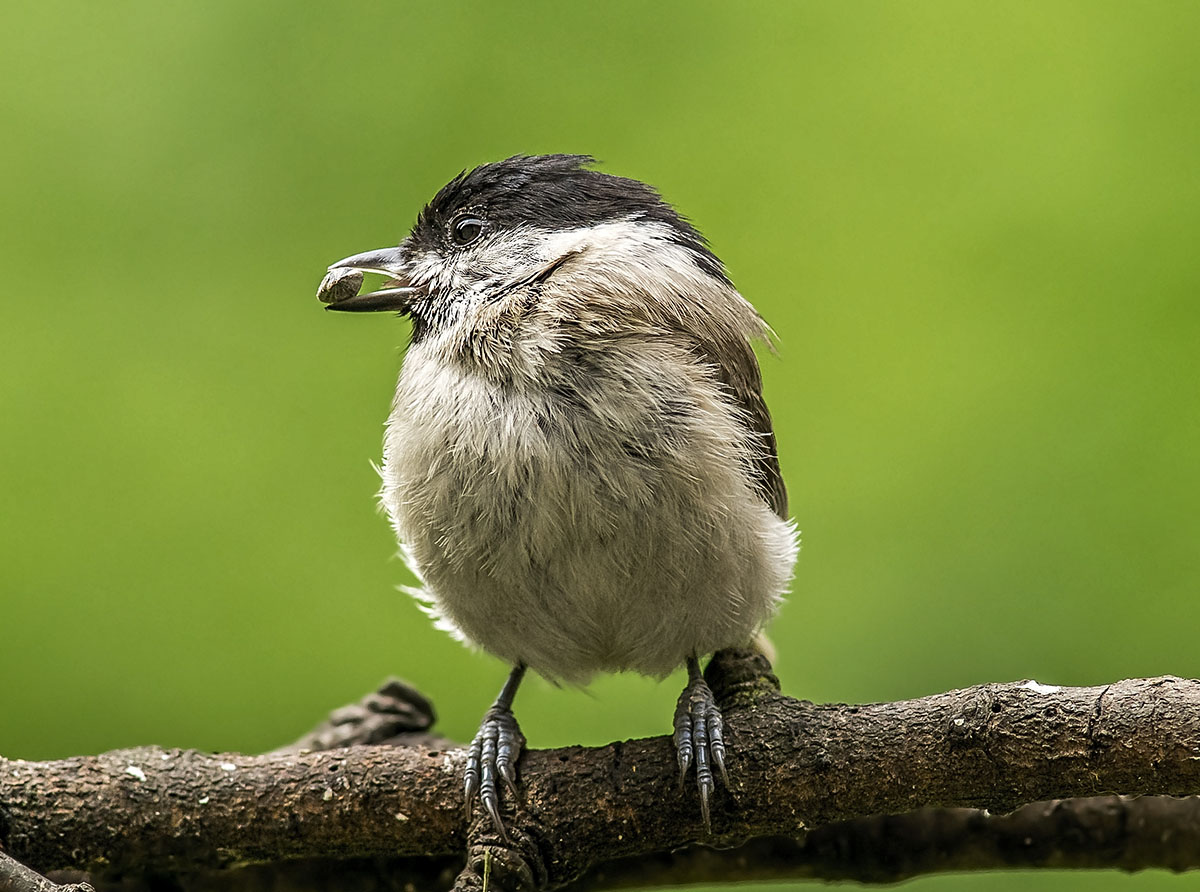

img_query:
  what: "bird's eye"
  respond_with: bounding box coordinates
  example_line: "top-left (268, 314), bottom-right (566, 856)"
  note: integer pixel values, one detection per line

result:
top-left (451, 216), bottom-right (484, 247)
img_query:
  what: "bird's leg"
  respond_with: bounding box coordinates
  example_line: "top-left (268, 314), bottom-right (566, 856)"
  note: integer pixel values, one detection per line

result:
top-left (464, 664), bottom-right (527, 837)
top-left (673, 654), bottom-right (728, 831)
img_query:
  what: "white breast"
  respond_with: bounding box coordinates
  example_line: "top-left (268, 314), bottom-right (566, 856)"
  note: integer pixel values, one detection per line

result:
top-left (379, 330), bottom-right (797, 684)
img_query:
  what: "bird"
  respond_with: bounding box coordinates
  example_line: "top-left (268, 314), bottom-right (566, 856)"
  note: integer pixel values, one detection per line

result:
top-left (317, 154), bottom-right (798, 834)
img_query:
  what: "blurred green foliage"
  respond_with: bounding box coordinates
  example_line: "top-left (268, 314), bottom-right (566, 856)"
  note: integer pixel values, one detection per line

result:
top-left (2, 2), bottom-right (1198, 889)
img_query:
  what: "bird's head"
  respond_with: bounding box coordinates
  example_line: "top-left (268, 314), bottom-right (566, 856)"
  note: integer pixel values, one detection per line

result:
top-left (318, 155), bottom-right (731, 341)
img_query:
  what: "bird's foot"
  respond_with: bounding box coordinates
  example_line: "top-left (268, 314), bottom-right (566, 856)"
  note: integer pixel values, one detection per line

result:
top-left (673, 657), bottom-right (728, 831)
top-left (464, 704), bottom-right (525, 837)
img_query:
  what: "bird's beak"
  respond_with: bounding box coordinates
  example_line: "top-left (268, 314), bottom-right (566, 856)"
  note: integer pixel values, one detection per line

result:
top-left (318, 247), bottom-right (421, 313)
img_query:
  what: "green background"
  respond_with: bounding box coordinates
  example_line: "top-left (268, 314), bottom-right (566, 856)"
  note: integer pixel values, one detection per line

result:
top-left (3, 2), bottom-right (1198, 889)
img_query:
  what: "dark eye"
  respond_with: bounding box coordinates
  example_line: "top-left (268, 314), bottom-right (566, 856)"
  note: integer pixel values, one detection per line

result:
top-left (451, 215), bottom-right (484, 247)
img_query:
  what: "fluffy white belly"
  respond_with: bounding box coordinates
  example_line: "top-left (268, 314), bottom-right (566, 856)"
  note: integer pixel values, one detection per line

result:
top-left (380, 342), bottom-right (797, 684)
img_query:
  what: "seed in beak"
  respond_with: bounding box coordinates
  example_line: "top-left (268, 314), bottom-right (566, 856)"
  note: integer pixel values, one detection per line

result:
top-left (317, 268), bottom-right (364, 305)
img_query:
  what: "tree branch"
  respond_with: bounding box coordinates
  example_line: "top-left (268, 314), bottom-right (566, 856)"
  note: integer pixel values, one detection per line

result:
top-left (3, 650), bottom-right (1200, 890)
top-left (0, 851), bottom-right (94, 892)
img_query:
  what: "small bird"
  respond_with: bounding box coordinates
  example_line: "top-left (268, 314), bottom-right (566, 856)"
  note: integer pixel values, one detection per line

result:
top-left (318, 155), bottom-right (797, 833)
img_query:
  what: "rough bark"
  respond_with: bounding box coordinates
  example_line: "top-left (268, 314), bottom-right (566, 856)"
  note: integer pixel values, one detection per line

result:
top-left (2, 651), bottom-right (1200, 891)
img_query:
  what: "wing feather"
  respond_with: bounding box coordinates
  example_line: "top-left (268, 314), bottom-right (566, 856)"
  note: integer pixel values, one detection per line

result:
top-left (696, 328), bottom-right (788, 520)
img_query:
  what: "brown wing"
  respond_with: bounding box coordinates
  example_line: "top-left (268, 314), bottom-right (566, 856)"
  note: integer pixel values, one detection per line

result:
top-left (701, 330), bottom-right (788, 520)
top-left (550, 253), bottom-right (787, 518)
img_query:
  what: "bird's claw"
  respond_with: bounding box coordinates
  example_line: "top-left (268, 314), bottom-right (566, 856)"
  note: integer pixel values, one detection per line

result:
top-left (464, 704), bottom-right (525, 838)
top-left (673, 671), bottom-right (727, 831)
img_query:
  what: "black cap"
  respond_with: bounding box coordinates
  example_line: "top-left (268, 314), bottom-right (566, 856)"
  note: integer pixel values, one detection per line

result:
top-left (408, 155), bottom-right (728, 283)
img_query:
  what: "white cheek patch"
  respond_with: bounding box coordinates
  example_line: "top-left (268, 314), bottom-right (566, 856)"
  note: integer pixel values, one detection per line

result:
top-left (417, 218), bottom-right (718, 305)
top-left (412, 217), bottom-right (763, 360)
top-left (471, 227), bottom-right (558, 287)
top-left (411, 232), bottom-right (546, 300)
top-left (537, 220), bottom-right (726, 298)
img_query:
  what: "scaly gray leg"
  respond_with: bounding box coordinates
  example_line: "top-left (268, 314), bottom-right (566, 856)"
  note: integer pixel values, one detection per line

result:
top-left (673, 655), bottom-right (727, 830)
top-left (464, 664), bottom-right (526, 837)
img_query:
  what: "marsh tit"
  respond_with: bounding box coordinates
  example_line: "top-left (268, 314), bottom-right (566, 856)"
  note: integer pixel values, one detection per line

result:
top-left (319, 155), bottom-right (797, 833)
